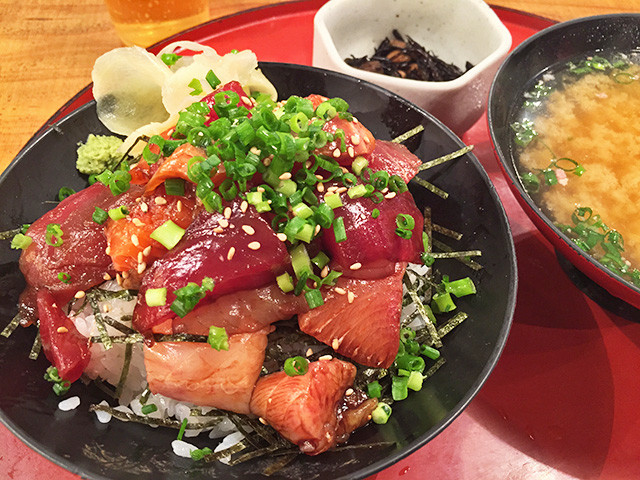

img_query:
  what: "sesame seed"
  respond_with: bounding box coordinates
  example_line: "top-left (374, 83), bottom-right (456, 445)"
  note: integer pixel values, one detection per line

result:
top-left (219, 218), bottom-right (229, 228)
top-left (135, 197), bottom-right (141, 203)
top-left (353, 117), bottom-right (360, 124)
top-left (224, 207), bottom-right (232, 219)
top-left (137, 252), bottom-right (144, 263)
top-left (314, 224), bottom-right (321, 235)
top-left (241, 95), bottom-right (252, 105)
top-left (227, 247), bottom-right (236, 261)
top-left (263, 157), bottom-right (272, 166)
top-left (105, 246), bottom-right (111, 255)
top-left (242, 225), bottom-right (255, 235)
top-left (318, 355), bottom-right (333, 361)
top-left (103, 304), bottom-right (112, 313)
top-left (327, 186), bottom-right (338, 193)
top-left (337, 187), bottom-right (348, 194)
top-left (351, 134), bottom-right (361, 145)
top-left (385, 192), bottom-right (397, 199)
top-left (348, 291), bottom-right (356, 303)
top-left (240, 200), bottom-right (248, 213)
top-left (315, 174), bottom-right (324, 181)
top-left (154, 196), bottom-right (167, 205)
top-left (137, 262), bottom-right (146, 274)
top-left (320, 266), bottom-right (329, 278)
top-left (276, 233), bottom-right (287, 242)
top-left (334, 287), bottom-right (346, 295)
top-left (143, 246), bottom-right (152, 256)
top-left (381, 187), bottom-right (389, 194)
top-left (316, 183), bottom-right (325, 193)
top-left (279, 172), bottom-right (292, 180)
top-left (229, 223), bottom-right (236, 229)
top-left (305, 160), bottom-right (312, 169)
top-left (139, 202), bottom-right (149, 212)
top-left (132, 218), bottom-right (145, 227)
top-left (248, 241), bottom-right (261, 250)
top-left (177, 200), bottom-right (183, 212)
top-left (345, 388), bottom-right (354, 396)
top-left (349, 262), bottom-right (362, 270)
top-left (56, 326), bottom-right (69, 334)
top-left (122, 271), bottom-right (130, 279)
top-left (306, 348), bottom-right (313, 357)
top-left (257, 187), bottom-right (265, 193)
top-left (325, 432), bottom-right (332, 440)
top-left (250, 146), bottom-right (261, 155)
top-left (332, 148), bottom-right (341, 158)
top-left (340, 166), bottom-right (349, 174)
top-left (213, 227), bottom-right (224, 234)
top-left (258, 417), bottom-right (268, 425)
top-left (74, 290), bottom-right (85, 299)
top-left (347, 146), bottom-right (355, 158)
top-left (267, 398), bottom-right (273, 404)
top-left (331, 338), bottom-right (340, 350)
top-left (103, 273), bottom-right (112, 281)
top-left (116, 274), bottom-right (123, 286)
top-left (131, 234), bottom-right (139, 247)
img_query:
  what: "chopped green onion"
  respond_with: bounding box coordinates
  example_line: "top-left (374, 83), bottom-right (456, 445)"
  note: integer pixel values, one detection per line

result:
top-left (145, 288), bottom-right (167, 307)
top-left (150, 220), bottom-right (185, 250)
top-left (431, 291), bottom-right (457, 314)
top-left (246, 191), bottom-right (263, 205)
top-left (295, 223), bottom-right (316, 243)
top-left (92, 207), bottom-right (109, 225)
top-left (407, 371), bottom-right (424, 391)
top-left (396, 354), bottom-right (425, 372)
top-left (160, 53), bottom-right (182, 66)
top-left (305, 288), bottom-right (324, 308)
top-left (276, 272), bottom-right (295, 293)
top-left (290, 244), bottom-right (312, 278)
top-left (164, 178), bottom-right (186, 196)
top-left (292, 203), bottom-right (314, 219)
top-left (399, 327), bottom-right (416, 343)
top-left (391, 376), bottom-right (409, 401)
top-left (371, 402), bottom-right (392, 424)
top-left (324, 192), bottom-right (343, 209)
top-left (141, 404), bottom-right (158, 415)
top-left (190, 447), bottom-right (213, 461)
top-left (321, 270), bottom-right (342, 287)
top-left (443, 276), bottom-right (477, 297)
top-left (367, 380), bottom-right (382, 398)
top-left (58, 186), bottom-right (75, 201)
top-left (205, 69), bottom-right (221, 89)
top-left (284, 356), bottom-right (309, 376)
top-left (207, 326), bottom-right (229, 351)
top-left (45, 223), bottom-right (64, 247)
top-left (57, 272), bottom-right (71, 284)
top-left (351, 156), bottom-right (368, 176)
top-left (170, 277), bottom-right (214, 317)
top-left (188, 78), bottom-right (203, 96)
top-left (396, 214), bottom-right (415, 231)
top-left (333, 216), bottom-right (347, 243)
top-left (420, 345), bottom-right (441, 360)
top-left (347, 184), bottom-right (367, 199)
top-left (372, 208), bottom-right (380, 219)
top-left (10, 233), bottom-right (32, 250)
top-left (311, 251), bottom-right (330, 269)
top-left (177, 418), bottom-right (188, 441)
top-left (108, 205), bottom-right (129, 221)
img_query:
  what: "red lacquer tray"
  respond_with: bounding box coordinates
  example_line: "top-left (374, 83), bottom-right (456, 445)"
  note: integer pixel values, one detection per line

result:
top-left (4, 2), bottom-right (640, 479)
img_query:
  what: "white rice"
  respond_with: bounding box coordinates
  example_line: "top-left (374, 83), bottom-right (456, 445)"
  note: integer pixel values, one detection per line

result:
top-left (58, 396), bottom-right (81, 411)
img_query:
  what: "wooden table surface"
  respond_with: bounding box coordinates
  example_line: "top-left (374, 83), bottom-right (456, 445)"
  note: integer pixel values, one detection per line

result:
top-left (1, 0), bottom-right (639, 172)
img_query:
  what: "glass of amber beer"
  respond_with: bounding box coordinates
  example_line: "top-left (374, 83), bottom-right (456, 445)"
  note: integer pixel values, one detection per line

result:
top-left (105, 0), bottom-right (210, 47)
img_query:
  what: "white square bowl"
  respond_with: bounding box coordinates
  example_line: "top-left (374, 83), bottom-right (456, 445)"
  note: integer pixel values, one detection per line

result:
top-left (313, 0), bottom-right (512, 134)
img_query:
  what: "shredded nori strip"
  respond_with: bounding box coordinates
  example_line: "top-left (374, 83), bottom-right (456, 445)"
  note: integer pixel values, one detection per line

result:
top-left (437, 312), bottom-right (468, 338)
top-left (201, 439), bottom-right (249, 462)
top-left (28, 333), bottom-right (41, 360)
top-left (411, 176), bottom-right (448, 199)
top-left (0, 228), bottom-right (20, 240)
top-left (423, 357), bottom-right (446, 380)
top-left (430, 250), bottom-right (481, 259)
top-left (406, 289), bottom-right (442, 348)
top-left (392, 125), bottom-right (425, 144)
top-left (345, 30), bottom-right (472, 82)
top-left (1, 313), bottom-right (23, 338)
top-left (419, 145), bottom-right (474, 171)
top-left (87, 293), bottom-right (113, 350)
top-left (114, 343), bottom-right (133, 399)
top-left (432, 223), bottom-right (463, 241)
top-left (262, 452), bottom-right (299, 476)
top-left (88, 403), bottom-right (227, 430)
top-left (431, 238), bottom-right (483, 271)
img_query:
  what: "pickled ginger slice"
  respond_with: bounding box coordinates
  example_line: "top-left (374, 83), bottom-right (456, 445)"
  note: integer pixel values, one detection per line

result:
top-left (92, 46), bottom-right (172, 135)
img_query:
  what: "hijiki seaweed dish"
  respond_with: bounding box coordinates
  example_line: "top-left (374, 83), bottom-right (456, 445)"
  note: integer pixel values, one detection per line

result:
top-left (511, 51), bottom-right (640, 287)
top-left (1, 42), bottom-right (481, 472)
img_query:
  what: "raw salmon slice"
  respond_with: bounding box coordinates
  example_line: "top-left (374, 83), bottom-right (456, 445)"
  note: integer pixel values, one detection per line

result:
top-left (144, 328), bottom-right (270, 414)
top-left (249, 358), bottom-right (356, 455)
top-left (298, 263), bottom-right (405, 368)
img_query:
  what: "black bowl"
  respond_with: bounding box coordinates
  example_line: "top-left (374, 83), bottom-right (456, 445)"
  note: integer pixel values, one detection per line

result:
top-left (488, 14), bottom-right (640, 311)
top-left (0, 63), bottom-right (516, 479)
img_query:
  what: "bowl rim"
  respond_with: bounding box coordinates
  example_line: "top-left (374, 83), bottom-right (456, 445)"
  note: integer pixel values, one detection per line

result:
top-left (1, 60), bottom-right (518, 480)
top-left (313, 0), bottom-right (512, 89)
top-left (488, 12), bottom-right (640, 307)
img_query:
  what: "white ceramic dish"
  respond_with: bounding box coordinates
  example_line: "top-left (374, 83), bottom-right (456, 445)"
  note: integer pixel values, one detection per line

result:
top-left (312, 0), bottom-right (512, 134)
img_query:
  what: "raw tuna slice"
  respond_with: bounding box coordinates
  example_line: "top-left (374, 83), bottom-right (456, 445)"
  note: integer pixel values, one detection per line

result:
top-left (144, 328), bottom-right (270, 414)
top-left (298, 263), bottom-right (405, 368)
top-left (249, 358), bottom-right (356, 455)
top-left (173, 283), bottom-right (309, 336)
top-left (37, 289), bottom-right (91, 382)
top-left (19, 183), bottom-right (139, 315)
top-left (133, 198), bottom-right (290, 333)
top-left (365, 140), bottom-right (422, 183)
top-left (321, 188), bottom-right (423, 278)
